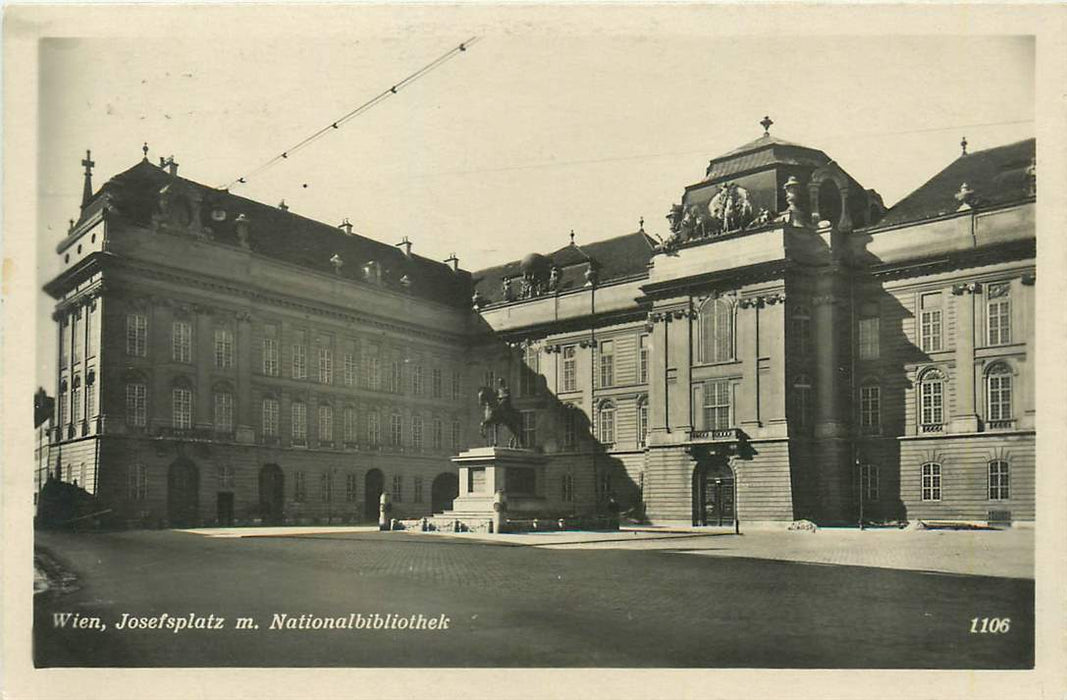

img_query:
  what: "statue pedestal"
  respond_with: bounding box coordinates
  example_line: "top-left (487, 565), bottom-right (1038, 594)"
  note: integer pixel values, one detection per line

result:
top-left (449, 446), bottom-right (549, 515)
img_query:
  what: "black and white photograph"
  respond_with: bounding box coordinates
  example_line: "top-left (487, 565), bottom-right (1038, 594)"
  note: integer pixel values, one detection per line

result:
top-left (3, 4), bottom-right (1066, 699)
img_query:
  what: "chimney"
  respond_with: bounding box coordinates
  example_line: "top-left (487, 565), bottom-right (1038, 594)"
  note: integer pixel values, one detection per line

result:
top-left (396, 236), bottom-right (412, 257)
top-left (444, 253), bottom-right (460, 272)
top-left (161, 155), bottom-right (179, 176)
top-left (339, 218), bottom-right (353, 235)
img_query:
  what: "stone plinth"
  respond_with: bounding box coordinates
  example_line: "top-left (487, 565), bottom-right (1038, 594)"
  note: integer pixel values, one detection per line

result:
top-left (448, 446), bottom-right (548, 514)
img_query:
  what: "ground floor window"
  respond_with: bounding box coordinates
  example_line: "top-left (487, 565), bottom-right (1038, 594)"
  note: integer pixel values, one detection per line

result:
top-left (345, 472), bottom-right (357, 502)
top-left (392, 474), bottom-right (403, 502)
top-left (858, 463), bottom-right (879, 501)
top-left (921, 462), bottom-right (941, 501)
top-left (988, 460), bottom-right (1010, 500)
top-left (414, 476), bottom-right (424, 503)
top-left (127, 463), bottom-right (148, 500)
top-left (293, 470), bottom-right (307, 502)
top-left (561, 473), bottom-right (574, 502)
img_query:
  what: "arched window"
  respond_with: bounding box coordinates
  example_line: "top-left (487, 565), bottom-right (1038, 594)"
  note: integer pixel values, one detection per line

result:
top-left (637, 396), bottom-right (649, 447)
top-left (986, 363), bottom-right (1013, 426)
top-left (859, 380), bottom-right (881, 433)
top-left (171, 378), bottom-right (193, 430)
top-left (918, 368), bottom-right (945, 431)
top-left (988, 460), bottom-right (1010, 500)
top-left (792, 375), bottom-right (812, 428)
top-left (791, 305), bottom-right (811, 357)
top-left (921, 462), bottom-right (942, 501)
top-left (597, 400), bottom-right (616, 446)
top-left (700, 297), bottom-right (734, 363)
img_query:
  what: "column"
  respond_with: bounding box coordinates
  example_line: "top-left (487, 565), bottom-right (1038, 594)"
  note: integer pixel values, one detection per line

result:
top-left (763, 297), bottom-right (788, 432)
top-left (738, 298), bottom-right (760, 430)
top-left (950, 284), bottom-right (979, 432)
top-left (195, 305), bottom-right (213, 429)
top-left (813, 293), bottom-right (845, 438)
top-left (648, 314), bottom-right (669, 435)
top-left (665, 305), bottom-right (693, 434)
top-left (236, 311), bottom-right (255, 442)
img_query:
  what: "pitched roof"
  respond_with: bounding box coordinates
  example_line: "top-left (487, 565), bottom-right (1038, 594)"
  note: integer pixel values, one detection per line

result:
top-left (872, 138), bottom-right (1035, 229)
top-left (699, 133), bottom-right (830, 184)
top-left (75, 159), bottom-right (472, 307)
top-left (472, 231), bottom-right (656, 303)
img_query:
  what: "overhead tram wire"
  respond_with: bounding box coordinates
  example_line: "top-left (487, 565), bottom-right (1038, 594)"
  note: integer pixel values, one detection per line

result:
top-left (221, 36), bottom-right (480, 190)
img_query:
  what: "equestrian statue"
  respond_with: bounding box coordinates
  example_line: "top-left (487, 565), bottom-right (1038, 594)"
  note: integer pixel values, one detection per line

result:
top-left (478, 378), bottom-right (525, 448)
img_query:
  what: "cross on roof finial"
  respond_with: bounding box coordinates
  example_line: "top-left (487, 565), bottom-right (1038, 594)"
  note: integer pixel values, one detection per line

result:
top-left (142, 142), bottom-right (149, 160)
top-left (569, 229), bottom-right (575, 245)
top-left (80, 149), bottom-right (95, 209)
top-left (639, 216), bottom-right (645, 231)
top-left (960, 136), bottom-right (968, 157)
top-left (760, 115), bottom-right (774, 136)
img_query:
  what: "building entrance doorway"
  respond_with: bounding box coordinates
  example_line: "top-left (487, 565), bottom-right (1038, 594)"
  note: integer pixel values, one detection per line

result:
top-left (258, 464), bottom-right (284, 525)
top-left (693, 458), bottom-right (735, 526)
top-left (167, 458), bottom-right (200, 527)
top-left (217, 491), bottom-right (235, 526)
top-left (431, 472), bottom-right (459, 513)
top-left (364, 469), bottom-right (384, 522)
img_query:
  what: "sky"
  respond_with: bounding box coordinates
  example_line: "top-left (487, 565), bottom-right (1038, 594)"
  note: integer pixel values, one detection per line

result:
top-left (33, 14), bottom-right (1035, 386)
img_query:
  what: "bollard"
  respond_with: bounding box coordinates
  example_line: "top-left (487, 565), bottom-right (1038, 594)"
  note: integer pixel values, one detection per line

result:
top-left (491, 489), bottom-right (507, 535)
top-left (378, 492), bottom-right (392, 531)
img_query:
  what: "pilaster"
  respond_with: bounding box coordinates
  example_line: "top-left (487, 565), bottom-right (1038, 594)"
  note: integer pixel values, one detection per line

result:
top-left (812, 292), bottom-right (846, 438)
top-left (949, 282), bottom-right (979, 432)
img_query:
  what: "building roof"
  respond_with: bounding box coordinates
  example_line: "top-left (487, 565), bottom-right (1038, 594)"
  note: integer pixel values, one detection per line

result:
top-left (72, 159), bottom-right (472, 307)
top-left (472, 231), bottom-right (656, 304)
top-left (872, 138), bottom-right (1035, 229)
top-left (699, 133), bottom-right (831, 184)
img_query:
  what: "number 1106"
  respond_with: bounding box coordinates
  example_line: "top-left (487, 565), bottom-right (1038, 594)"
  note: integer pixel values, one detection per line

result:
top-left (970, 617), bottom-right (1011, 634)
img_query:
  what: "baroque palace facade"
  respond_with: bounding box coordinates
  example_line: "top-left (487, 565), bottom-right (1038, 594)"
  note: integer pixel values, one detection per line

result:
top-left (43, 126), bottom-right (1036, 528)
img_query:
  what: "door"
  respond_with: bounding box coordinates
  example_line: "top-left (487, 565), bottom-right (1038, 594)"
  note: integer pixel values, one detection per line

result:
top-left (217, 492), bottom-right (235, 526)
top-left (167, 459), bottom-right (200, 527)
top-left (364, 469), bottom-right (384, 522)
top-left (258, 464), bottom-right (284, 525)
top-left (431, 472), bottom-right (459, 513)
top-left (693, 460), bottom-right (735, 526)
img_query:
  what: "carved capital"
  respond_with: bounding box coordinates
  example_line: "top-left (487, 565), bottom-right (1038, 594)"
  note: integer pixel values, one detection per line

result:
top-left (812, 294), bottom-right (839, 307)
top-left (951, 282), bottom-right (982, 296)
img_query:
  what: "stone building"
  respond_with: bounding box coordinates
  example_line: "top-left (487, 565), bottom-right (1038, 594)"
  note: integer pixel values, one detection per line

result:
top-left (45, 153), bottom-right (475, 527)
top-left (471, 128), bottom-right (1035, 527)
top-left (43, 126), bottom-right (1036, 528)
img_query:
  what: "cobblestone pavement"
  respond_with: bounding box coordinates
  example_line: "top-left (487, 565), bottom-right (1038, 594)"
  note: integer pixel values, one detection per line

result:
top-left (34, 529), bottom-right (1033, 668)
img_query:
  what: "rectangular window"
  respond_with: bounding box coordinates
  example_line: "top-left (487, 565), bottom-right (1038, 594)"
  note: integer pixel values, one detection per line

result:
top-left (85, 306), bottom-right (96, 358)
top-left (921, 463), bottom-right (942, 501)
top-left (390, 414), bottom-right (402, 447)
top-left (431, 368), bottom-right (443, 399)
top-left (290, 330), bottom-right (307, 379)
top-left (919, 293), bottom-right (943, 352)
top-left (562, 405), bottom-right (578, 449)
top-left (172, 320), bottom-right (192, 363)
top-left (344, 407), bottom-right (358, 444)
top-left (365, 354), bottom-right (380, 390)
top-left (520, 346), bottom-right (540, 396)
top-left (217, 464), bottom-right (235, 489)
top-left (71, 315), bottom-right (82, 364)
top-left (562, 346), bottom-right (577, 392)
top-left (411, 415), bottom-right (423, 451)
top-left (263, 337), bottom-right (279, 376)
top-left (921, 380), bottom-right (944, 426)
top-left (291, 402), bottom-right (307, 443)
top-left (86, 381), bottom-right (96, 420)
top-left (451, 420), bottom-right (461, 451)
top-left (521, 410), bottom-right (537, 447)
top-left (214, 328), bottom-right (234, 369)
top-left (598, 405), bottom-right (615, 445)
top-left (126, 313), bottom-right (147, 357)
top-left (599, 340), bottom-right (614, 388)
top-left (638, 401), bottom-right (649, 447)
top-left (858, 317), bottom-right (880, 360)
top-left (988, 374), bottom-right (1013, 421)
top-left (172, 387), bottom-right (192, 429)
top-left (345, 473), bottom-right (357, 502)
top-left (638, 334), bottom-right (650, 384)
top-left (793, 314), bottom-right (811, 357)
top-left (262, 398), bottom-right (279, 437)
top-left (320, 471), bottom-right (333, 502)
top-left (60, 319), bottom-right (70, 366)
top-left (987, 283), bottom-right (1011, 346)
top-left (412, 365), bottom-right (423, 396)
top-left (860, 385), bottom-right (880, 431)
top-left (343, 352), bottom-right (357, 387)
top-left (214, 392), bottom-right (234, 432)
top-left (58, 391), bottom-right (67, 427)
top-left (127, 464), bottom-right (148, 500)
top-left (319, 346), bottom-right (333, 384)
top-left (72, 385), bottom-right (82, 425)
top-left (703, 380), bottom-right (731, 430)
top-left (390, 360), bottom-right (403, 394)
top-left (414, 476), bottom-right (424, 504)
top-left (294, 471), bottom-right (307, 502)
top-left (451, 371), bottom-right (462, 401)
top-left (318, 404), bottom-right (333, 442)
top-left (859, 464), bottom-right (879, 501)
top-left (432, 418), bottom-right (443, 450)
top-left (392, 474), bottom-right (403, 502)
top-left (367, 412), bottom-right (381, 445)
top-left (561, 473), bottom-right (574, 502)
top-left (988, 461), bottom-right (1010, 500)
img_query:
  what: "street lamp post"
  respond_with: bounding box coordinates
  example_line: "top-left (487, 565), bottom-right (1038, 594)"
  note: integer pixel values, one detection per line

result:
top-left (856, 457), bottom-right (865, 531)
